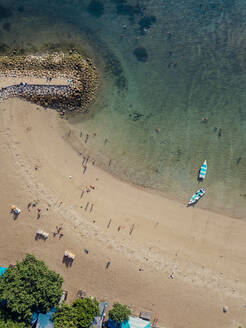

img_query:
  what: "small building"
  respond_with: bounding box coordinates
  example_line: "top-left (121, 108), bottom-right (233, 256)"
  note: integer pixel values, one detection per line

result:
top-left (139, 311), bottom-right (151, 322)
top-left (92, 302), bottom-right (108, 328)
top-left (77, 289), bottom-right (86, 299)
top-left (108, 316), bottom-right (151, 328)
top-left (58, 290), bottom-right (68, 305)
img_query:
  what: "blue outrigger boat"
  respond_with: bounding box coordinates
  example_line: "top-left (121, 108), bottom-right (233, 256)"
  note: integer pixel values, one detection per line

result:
top-left (199, 160), bottom-right (207, 180)
top-left (187, 188), bottom-right (206, 207)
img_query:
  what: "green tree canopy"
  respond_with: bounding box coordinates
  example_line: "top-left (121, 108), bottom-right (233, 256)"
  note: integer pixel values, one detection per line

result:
top-left (108, 303), bottom-right (131, 323)
top-left (0, 306), bottom-right (26, 328)
top-left (73, 298), bottom-right (99, 328)
top-left (0, 320), bottom-right (26, 328)
top-left (0, 254), bottom-right (63, 323)
top-left (52, 297), bottom-right (99, 328)
top-left (52, 304), bottom-right (79, 328)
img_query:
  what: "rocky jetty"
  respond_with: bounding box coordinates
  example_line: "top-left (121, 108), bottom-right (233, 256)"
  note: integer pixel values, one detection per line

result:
top-left (0, 52), bottom-right (98, 113)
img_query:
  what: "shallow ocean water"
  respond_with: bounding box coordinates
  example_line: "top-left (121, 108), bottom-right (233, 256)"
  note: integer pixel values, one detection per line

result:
top-left (1, 0), bottom-right (246, 217)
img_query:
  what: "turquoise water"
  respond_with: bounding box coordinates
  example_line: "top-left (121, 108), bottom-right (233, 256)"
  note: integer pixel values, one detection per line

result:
top-left (1, 0), bottom-right (246, 217)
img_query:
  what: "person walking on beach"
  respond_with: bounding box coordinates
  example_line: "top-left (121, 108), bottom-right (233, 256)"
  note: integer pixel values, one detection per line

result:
top-left (106, 260), bottom-right (111, 269)
top-left (37, 208), bottom-right (41, 219)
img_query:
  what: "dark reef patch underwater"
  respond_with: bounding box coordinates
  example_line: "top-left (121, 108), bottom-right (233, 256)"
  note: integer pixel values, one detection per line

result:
top-left (0, 5), bottom-right (12, 19)
top-left (2, 22), bottom-right (11, 31)
top-left (133, 47), bottom-right (148, 62)
top-left (110, 0), bottom-right (144, 22)
top-left (138, 15), bottom-right (156, 33)
top-left (87, 0), bottom-right (104, 18)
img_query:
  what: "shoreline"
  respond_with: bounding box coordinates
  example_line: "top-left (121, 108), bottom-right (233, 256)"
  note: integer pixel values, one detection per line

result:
top-left (0, 73), bottom-right (244, 219)
top-left (0, 3), bottom-right (245, 326)
top-left (63, 122), bottom-right (246, 221)
top-left (0, 93), bottom-right (245, 327)
top-left (1, 72), bottom-right (244, 221)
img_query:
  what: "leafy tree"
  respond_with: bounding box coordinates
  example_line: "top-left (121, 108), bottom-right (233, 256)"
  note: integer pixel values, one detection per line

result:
top-left (52, 304), bottom-right (79, 328)
top-left (0, 254), bottom-right (63, 323)
top-left (73, 298), bottom-right (99, 328)
top-left (0, 320), bottom-right (26, 328)
top-left (0, 321), bottom-right (26, 328)
top-left (108, 303), bottom-right (131, 323)
top-left (0, 305), bottom-right (26, 328)
top-left (52, 297), bottom-right (99, 328)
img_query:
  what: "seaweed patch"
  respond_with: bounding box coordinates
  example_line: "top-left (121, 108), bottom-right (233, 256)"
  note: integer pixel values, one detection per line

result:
top-left (3, 22), bottom-right (11, 31)
top-left (133, 47), bottom-right (148, 62)
top-left (111, 0), bottom-right (144, 22)
top-left (87, 0), bottom-right (104, 18)
top-left (0, 5), bottom-right (12, 19)
top-left (138, 15), bottom-right (156, 33)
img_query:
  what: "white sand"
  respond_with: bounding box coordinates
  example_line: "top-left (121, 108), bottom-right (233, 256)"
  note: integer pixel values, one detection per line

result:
top-left (0, 78), bottom-right (245, 327)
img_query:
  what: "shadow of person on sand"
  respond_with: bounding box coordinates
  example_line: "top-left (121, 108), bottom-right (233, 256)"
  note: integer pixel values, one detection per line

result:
top-left (62, 255), bottom-right (74, 267)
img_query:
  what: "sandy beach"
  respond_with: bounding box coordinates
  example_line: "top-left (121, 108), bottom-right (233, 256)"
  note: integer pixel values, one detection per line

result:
top-left (0, 78), bottom-right (246, 328)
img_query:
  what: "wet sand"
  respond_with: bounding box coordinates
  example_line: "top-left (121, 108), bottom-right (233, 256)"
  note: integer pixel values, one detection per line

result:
top-left (0, 78), bottom-right (246, 327)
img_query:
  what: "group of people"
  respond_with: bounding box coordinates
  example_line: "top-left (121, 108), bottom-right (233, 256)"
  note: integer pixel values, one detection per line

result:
top-left (36, 229), bottom-right (49, 240)
top-left (63, 250), bottom-right (75, 266)
top-left (53, 225), bottom-right (64, 239)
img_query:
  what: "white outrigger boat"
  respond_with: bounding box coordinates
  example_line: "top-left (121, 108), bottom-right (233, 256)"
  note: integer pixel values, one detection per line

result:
top-left (187, 188), bottom-right (205, 207)
top-left (199, 160), bottom-right (207, 180)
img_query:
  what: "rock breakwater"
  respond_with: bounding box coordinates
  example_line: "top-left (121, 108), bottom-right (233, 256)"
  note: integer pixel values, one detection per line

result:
top-left (0, 52), bottom-right (98, 113)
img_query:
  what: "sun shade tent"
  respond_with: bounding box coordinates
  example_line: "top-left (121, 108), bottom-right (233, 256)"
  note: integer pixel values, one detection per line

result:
top-left (31, 308), bottom-right (56, 328)
top-left (0, 267), bottom-right (7, 276)
top-left (11, 205), bottom-right (21, 214)
top-left (108, 317), bottom-right (151, 328)
top-left (64, 250), bottom-right (75, 259)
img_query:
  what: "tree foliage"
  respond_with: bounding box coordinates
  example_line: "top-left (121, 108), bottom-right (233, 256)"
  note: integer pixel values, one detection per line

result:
top-left (0, 305), bottom-right (26, 328)
top-left (0, 254), bottom-right (63, 323)
top-left (108, 303), bottom-right (131, 323)
top-left (0, 320), bottom-right (26, 328)
top-left (52, 297), bottom-right (99, 328)
top-left (73, 298), bottom-right (99, 328)
top-left (52, 304), bottom-right (78, 328)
